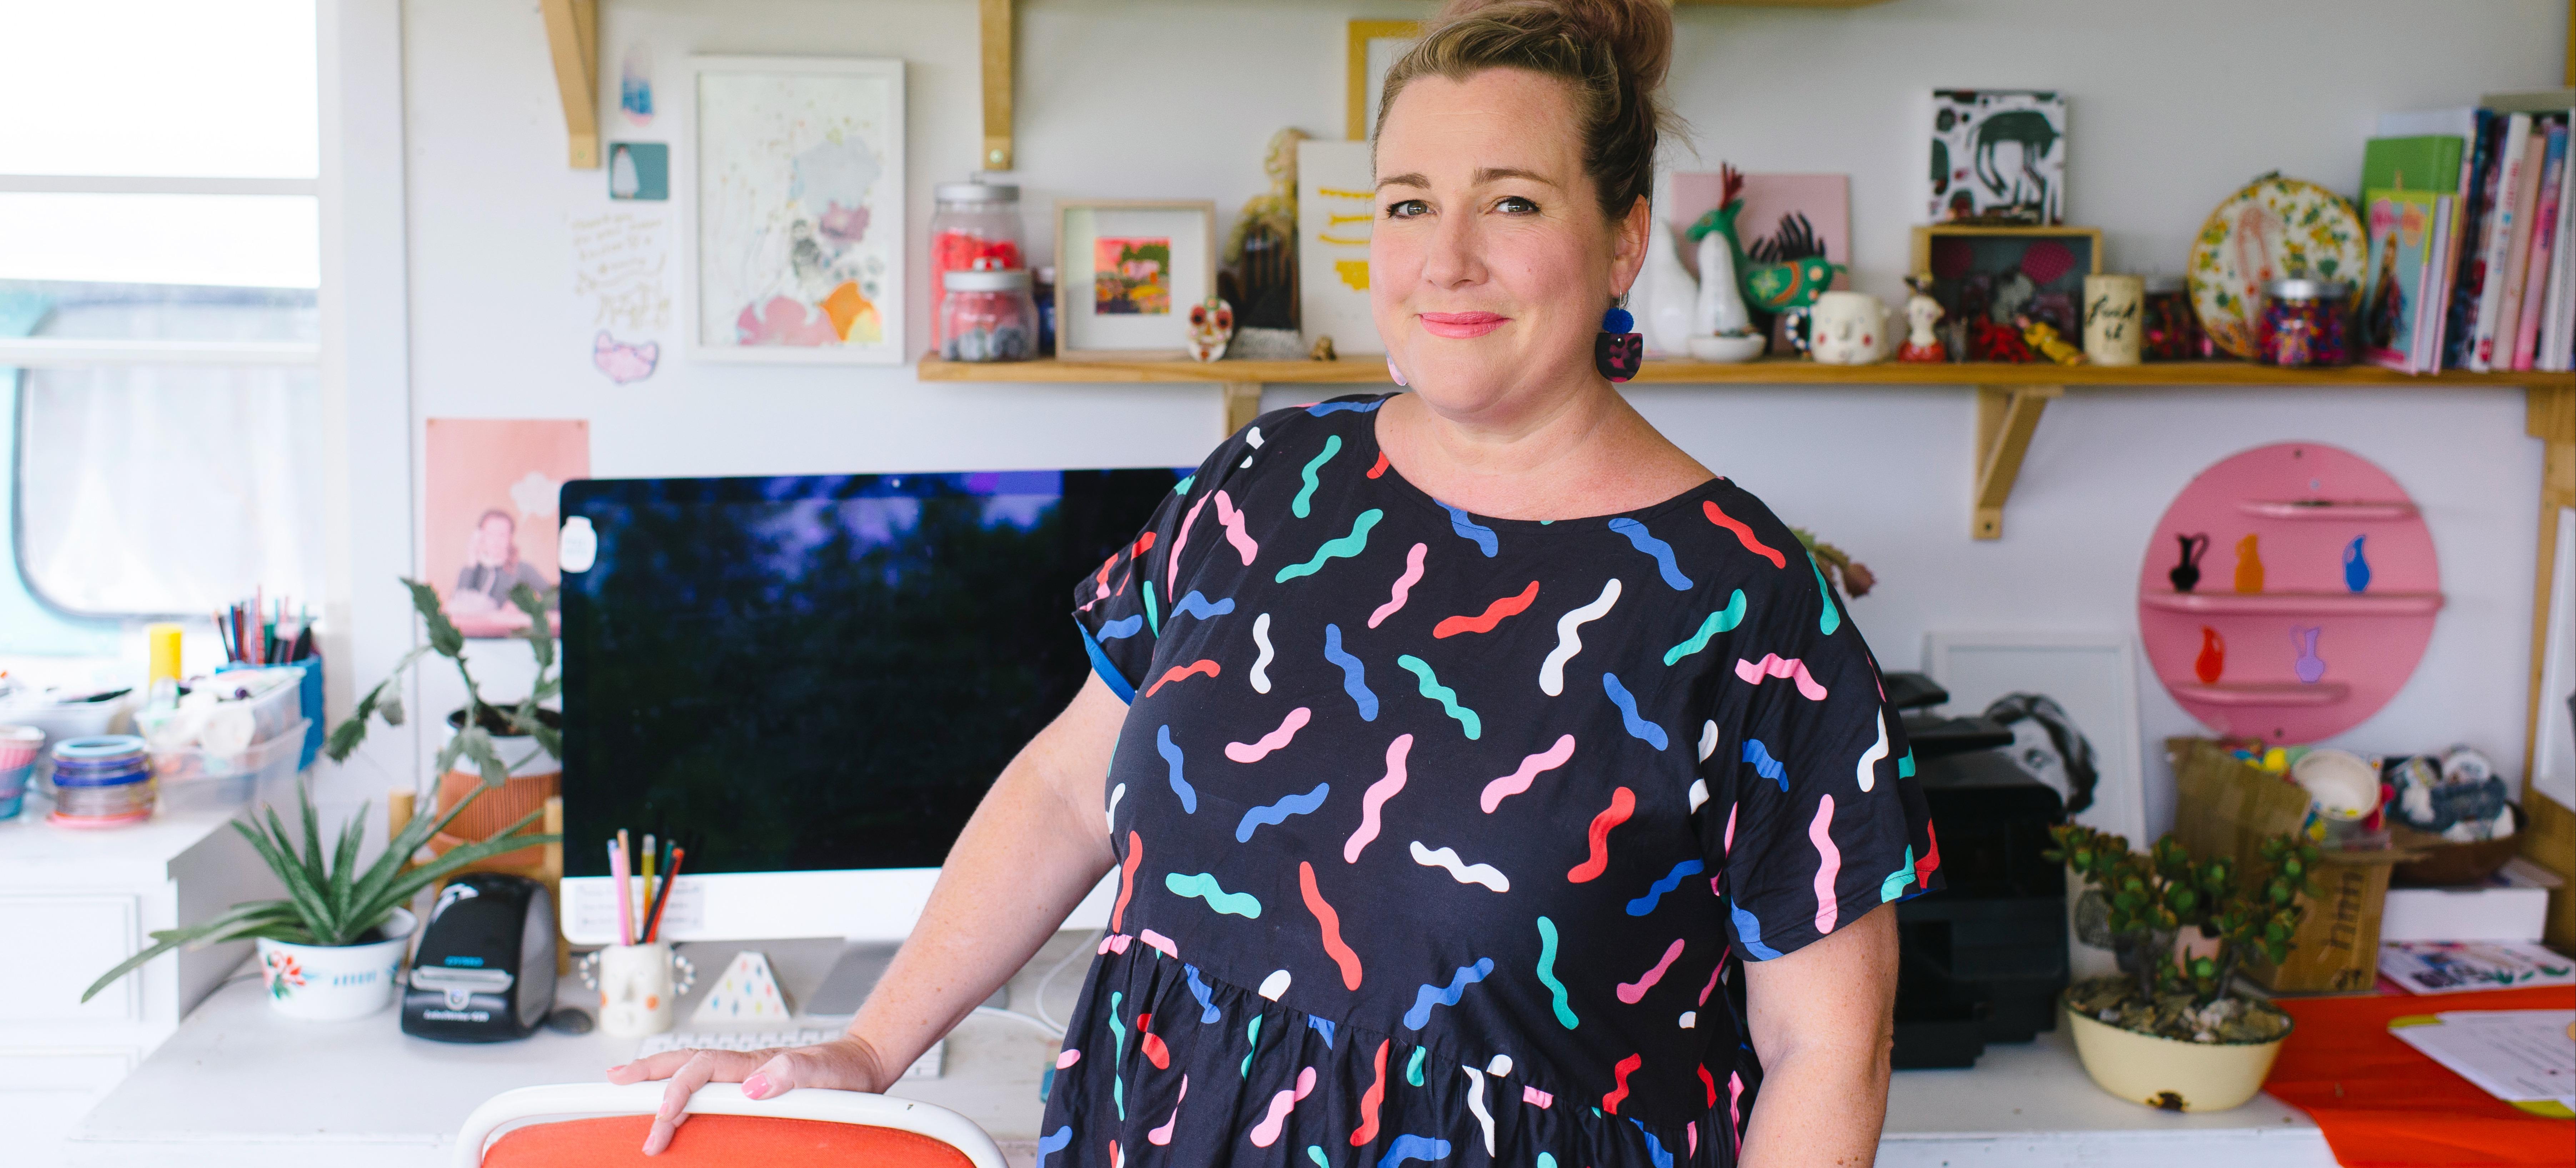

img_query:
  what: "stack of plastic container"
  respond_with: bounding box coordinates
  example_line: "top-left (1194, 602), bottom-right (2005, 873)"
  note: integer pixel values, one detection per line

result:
top-left (49, 736), bottom-right (155, 828)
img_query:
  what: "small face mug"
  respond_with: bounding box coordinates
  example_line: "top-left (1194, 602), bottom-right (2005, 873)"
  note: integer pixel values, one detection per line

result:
top-left (1807, 291), bottom-right (1889, 365)
top-left (579, 942), bottom-right (695, 1037)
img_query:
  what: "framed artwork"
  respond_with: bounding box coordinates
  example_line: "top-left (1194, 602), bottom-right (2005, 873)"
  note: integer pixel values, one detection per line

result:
top-left (1921, 630), bottom-right (2147, 852)
top-left (681, 55), bottom-right (906, 364)
top-left (1928, 90), bottom-right (2066, 225)
top-left (1054, 200), bottom-right (1216, 360)
top-left (1909, 224), bottom-right (2103, 356)
top-left (1297, 140), bottom-right (1381, 355)
top-left (1347, 20), bottom-right (1421, 140)
top-left (423, 419), bottom-right (589, 639)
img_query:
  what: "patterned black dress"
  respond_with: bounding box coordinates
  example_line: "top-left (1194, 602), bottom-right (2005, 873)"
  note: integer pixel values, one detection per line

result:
top-left (1042, 394), bottom-right (1938, 1168)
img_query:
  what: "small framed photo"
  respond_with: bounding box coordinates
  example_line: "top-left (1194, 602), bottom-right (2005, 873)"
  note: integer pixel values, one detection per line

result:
top-left (1909, 224), bottom-right (2102, 357)
top-left (1348, 20), bottom-right (1421, 140)
top-left (1054, 200), bottom-right (1216, 360)
top-left (681, 55), bottom-right (906, 365)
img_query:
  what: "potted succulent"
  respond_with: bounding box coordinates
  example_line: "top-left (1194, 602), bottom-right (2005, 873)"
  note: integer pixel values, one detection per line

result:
top-left (328, 580), bottom-right (562, 866)
top-left (83, 781), bottom-right (553, 1019)
top-left (2047, 823), bottom-right (2320, 1112)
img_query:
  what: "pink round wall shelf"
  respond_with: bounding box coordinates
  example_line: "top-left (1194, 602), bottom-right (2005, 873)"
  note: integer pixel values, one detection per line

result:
top-left (2136, 442), bottom-right (2442, 744)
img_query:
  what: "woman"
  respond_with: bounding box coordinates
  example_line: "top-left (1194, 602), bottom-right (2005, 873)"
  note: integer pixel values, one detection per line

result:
top-left (613, 1), bottom-right (1935, 1163)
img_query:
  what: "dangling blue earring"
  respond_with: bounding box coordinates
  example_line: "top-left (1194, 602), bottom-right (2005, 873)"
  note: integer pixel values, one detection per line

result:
top-left (1595, 305), bottom-right (1642, 383)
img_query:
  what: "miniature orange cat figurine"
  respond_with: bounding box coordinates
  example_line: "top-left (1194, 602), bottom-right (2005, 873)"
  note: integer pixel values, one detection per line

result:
top-left (2233, 533), bottom-right (2264, 593)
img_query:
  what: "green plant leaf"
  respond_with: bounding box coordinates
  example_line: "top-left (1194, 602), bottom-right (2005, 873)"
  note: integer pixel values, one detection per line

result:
top-left (509, 583), bottom-right (556, 670)
top-left (236, 815), bottom-right (338, 943)
top-left (327, 801), bottom-right (368, 923)
top-left (297, 793), bottom-right (330, 900)
top-left (455, 726), bottom-right (508, 789)
top-left (403, 578), bottom-right (466, 658)
top-left (531, 725), bottom-right (562, 763)
top-left (340, 778), bottom-right (496, 922)
top-left (357, 815), bottom-right (558, 925)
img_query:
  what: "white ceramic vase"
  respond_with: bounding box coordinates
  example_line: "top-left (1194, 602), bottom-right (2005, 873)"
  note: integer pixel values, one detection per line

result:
top-left (1637, 222), bottom-right (1698, 358)
top-left (1694, 233), bottom-right (1753, 338)
top-left (255, 907), bottom-right (416, 1021)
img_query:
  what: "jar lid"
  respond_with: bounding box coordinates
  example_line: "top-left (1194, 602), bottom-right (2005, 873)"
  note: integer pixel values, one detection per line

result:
top-left (934, 182), bottom-right (1020, 204)
top-left (944, 268), bottom-right (1031, 291)
top-left (2265, 278), bottom-right (2350, 299)
top-left (52, 735), bottom-right (145, 761)
top-left (2142, 275), bottom-right (2188, 294)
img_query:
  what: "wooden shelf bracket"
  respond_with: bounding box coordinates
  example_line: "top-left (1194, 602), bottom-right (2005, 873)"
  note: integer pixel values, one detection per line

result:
top-left (980, 0), bottom-right (1014, 170)
top-left (539, 0), bottom-right (601, 169)
top-left (1972, 383), bottom-right (2061, 540)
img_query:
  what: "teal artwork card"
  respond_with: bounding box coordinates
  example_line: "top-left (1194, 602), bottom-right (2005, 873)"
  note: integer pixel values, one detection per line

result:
top-left (608, 142), bottom-right (668, 201)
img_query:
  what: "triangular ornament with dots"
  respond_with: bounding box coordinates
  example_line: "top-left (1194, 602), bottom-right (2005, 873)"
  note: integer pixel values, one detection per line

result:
top-left (690, 950), bottom-right (794, 1024)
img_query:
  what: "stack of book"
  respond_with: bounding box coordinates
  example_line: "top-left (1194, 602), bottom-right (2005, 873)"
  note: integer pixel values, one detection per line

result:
top-left (2369, 90), bottom-right (2575, 374)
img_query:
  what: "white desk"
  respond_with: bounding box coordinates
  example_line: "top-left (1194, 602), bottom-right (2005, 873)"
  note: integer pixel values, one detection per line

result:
top-left (70, 930), bottom-right (2337, 1168)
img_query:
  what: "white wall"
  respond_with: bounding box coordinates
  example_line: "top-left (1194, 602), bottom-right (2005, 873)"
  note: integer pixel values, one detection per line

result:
top-left (367, 0), bottom-right (2567, 839)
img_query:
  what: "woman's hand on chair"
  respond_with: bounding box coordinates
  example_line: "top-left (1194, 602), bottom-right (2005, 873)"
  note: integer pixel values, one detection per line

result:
top-left (606, 1035), bottom-right (895, 1155)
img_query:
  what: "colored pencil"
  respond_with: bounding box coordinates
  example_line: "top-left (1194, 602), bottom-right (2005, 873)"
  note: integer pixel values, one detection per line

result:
top-left (641, 833), bottom-right (657, 907)
top-left (609, 838), bottom-right (633, 947)
top-left (644, 845), bottom-right (684, 943)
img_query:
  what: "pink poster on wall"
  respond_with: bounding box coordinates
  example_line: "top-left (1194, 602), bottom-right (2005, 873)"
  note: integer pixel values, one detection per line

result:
top-left (423, 419), bottom-right (590, 639)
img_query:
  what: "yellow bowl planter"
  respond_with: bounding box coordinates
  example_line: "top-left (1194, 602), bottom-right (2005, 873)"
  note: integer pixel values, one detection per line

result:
top-left (2063, 997), bottom-right (2291, 1112)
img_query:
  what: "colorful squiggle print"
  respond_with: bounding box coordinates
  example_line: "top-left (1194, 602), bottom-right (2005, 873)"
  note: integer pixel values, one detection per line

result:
top-left (1097, 614), bottom-right (1145, 641)
top-left (1214, 490), bottom-right (1258, 564)
top-left (1251, 613), bottom-right (1276, 694)
top-left (1171, 590), bottom-right (1236, 621)
top-left (1249, 1066), bottom-right (1318, 1146)
top-left (1293, 435), bottom-right (1342, 519)
top-left (1306, 399), bottom-right (1383, 416)
top-left (1662, 590), bottom-right (1747, 665)
top-left (1146, 1073), bottom-right (1187, 1144)
top-left (1808, 794), bottom-right (1841, 934)
top-left (1602, 1053), bottom-right (1643, 1114)
top-left (1404, 1045), bottom-right (1426, 1087)
top-left (1226, 707), bottom-right (1312, 763)
top-left (1631, 1118), bottom-right (1676, 1168)
top-left (1809, 556), bottom-right (1841, 635)
top-left (1855, 710), bottom-right (1888, 793)
top-left (1147, 659), bottom-right (1222, 698)
top-left (1322, 624), bottom-right (1378, 720)
top-left (1113, 830), bottom-right (1141, 931)
top-left (1349, 1040), bottom-right (1390, 1145)
top-left (1343, 734), bottom-right (1412, 862)
top-left (1376, 1135), bottom-right (1451, 1168)
top-left (1534, 916), bottom-right (1579, 1029)
top-left (1702, 499), bottom-right (1787, 568)
top-left (1461, 1064), bottom-right (1495, 1154)
top-left (1479, 734), bottom-right (1576, 812)
top-left (1624, 859), bottom-right (1704, 916)
top-left (1166, 872), bottom-right (1263, 918)
top-left (1602, 672), bottom-right (1667, 749)
top-left (1540, 578), bottom-right (1622, 695)
top-left (1402, 958), bottom-right (1495, 1028)
top-left (1566, 786), bottom-right (1636, 882)
top-left (1409, 840), bottom-right (1510, 892)
top-left (1731, 903), bottom-right (1781, 960)
top-left (1183, 964), bottom-right (1221, 1023)
top-left (1036, 1125), bottom-right (1072, 1167)
top-left (1608, 517), bottom-right (1694, 590)
top-left (1433, 581), bottom-right (1539, 638)
top-left (1139, 1014), bottom-right (1171, 1068)
top-left (1438, 501), bottom-right (1499, 557)
top-left (1299, 862), bottom-right (1364, 989)
top-left (1157, 725), bottom-right (1197, 812)
top-left (1369, 543), bottom-right (1428, 628)
top-left (1881, 845), bottom-right (1917, 902)
top-left (1395, 654), bottom-right (1481, 739)
top-left (1742, 739), bottom-right (1787, 791)
top-left (1366, 450), bottom-right (1389, 479)
top-left (1276, 509), bottom-right (1382, 583)
top-left (1616, 938), bottom-right (1685, 1004)
top-left (1237, 782), bottom-right (1330, 843)
top-left (1733, 653), bottom-right (1827, 700)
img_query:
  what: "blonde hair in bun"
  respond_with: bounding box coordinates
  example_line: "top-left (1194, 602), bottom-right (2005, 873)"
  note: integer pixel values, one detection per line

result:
top-left (1371, 0), bottom-right (1683, 224)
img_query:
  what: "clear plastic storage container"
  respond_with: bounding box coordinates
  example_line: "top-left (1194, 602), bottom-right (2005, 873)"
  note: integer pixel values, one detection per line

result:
top-left (929, 183), bottom-right (1025, 354)
top-left (939, 269), bottom-right (1038, 362)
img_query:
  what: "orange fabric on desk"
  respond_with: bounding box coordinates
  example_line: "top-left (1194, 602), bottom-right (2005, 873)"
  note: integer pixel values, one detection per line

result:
top-left (2263, 985), bottom-right (2573, 1168)
top-left (478, 1113), bottom-right (975, 1167)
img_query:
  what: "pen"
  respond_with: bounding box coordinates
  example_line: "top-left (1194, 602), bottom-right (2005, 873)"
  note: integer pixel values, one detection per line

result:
top-left (609, 837), bottom-right (632, 947)
top-left (640, 833), bottom-right (657, 933)
top-left (644, 844), bottom-right (684, 944)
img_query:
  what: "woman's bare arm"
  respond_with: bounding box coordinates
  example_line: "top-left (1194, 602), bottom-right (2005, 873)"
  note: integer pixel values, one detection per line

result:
top-left (607, 672), bottom-right (1128, 1154)
top-left (1737, 902), bottom-right (1899, 1168)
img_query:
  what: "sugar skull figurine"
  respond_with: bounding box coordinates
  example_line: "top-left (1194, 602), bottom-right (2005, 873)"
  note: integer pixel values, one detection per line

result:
top-left (581, 943), bottom-right (693, 1038)
top-left (1807, 291), bottom-right (1888, 365)
top-left (1898, 277), bottom-right (1948, 363)
top-left (1187, 296), bottom-right (1236, 363)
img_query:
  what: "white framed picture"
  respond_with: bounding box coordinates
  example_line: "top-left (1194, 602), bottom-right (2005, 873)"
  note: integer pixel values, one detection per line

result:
top-left (1922, 630), bottom-right (2148, 848)
top-left (1054, 200), bottom-right (1214, 360)
top-left (681, 55), bottom-right (905, 364)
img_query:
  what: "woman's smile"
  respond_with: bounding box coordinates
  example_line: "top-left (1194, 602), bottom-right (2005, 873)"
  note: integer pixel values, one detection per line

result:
top-left (1417, 310), bottom-right (1511, 338)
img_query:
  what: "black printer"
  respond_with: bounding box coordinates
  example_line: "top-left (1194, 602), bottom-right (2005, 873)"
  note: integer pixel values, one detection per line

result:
top-left (1885, 673), bottom-right (2069, 1069)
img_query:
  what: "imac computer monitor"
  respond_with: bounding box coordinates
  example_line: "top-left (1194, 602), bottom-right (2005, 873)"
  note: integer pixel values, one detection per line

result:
top-left (557, 469), bottom-right (1180, 955)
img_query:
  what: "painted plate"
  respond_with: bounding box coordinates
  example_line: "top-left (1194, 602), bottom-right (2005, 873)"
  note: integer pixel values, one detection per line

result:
top-left (2186, 175), bottom-right (2366, 359)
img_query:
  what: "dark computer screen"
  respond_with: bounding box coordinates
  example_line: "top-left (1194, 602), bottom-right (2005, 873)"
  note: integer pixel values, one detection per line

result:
top-left (559, 469), bottom-right (1180, 877)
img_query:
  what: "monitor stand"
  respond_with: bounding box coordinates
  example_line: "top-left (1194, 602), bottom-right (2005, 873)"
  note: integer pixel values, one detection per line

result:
top-left (806, 941), bottom-right (1007, 1017)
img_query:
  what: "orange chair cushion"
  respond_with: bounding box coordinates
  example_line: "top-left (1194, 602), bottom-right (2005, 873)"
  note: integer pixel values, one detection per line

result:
top-left (480, 1114), bottom-right (975, 1167)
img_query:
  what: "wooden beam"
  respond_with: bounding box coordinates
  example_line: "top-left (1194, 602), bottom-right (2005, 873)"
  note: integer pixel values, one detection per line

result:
top-left (539, 0), bottom-right (600, 169)
top-left (980, 0), bottom-right (1014, 170)
top-left (2526, 384), bottom-right (2575, 781)
top-left (1972, 384), bottom-right (2061, 540)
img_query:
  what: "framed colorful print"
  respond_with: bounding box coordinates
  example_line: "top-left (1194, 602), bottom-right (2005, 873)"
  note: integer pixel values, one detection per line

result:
top-left (1297, 139), bottom-right (1382, 355)
top-left (1055, 200), bottom-right (1216, 360)
top-left (681, 55), bottom-right (906, 364)
top-left (1928, 90), bottom-right (2066, 225)
top-left (1347, 20), bottom-right (1421, 140)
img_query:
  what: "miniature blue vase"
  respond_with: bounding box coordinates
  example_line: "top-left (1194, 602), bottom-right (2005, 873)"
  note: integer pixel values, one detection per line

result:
top-left (2343, 535), bottom-right (2370, 593)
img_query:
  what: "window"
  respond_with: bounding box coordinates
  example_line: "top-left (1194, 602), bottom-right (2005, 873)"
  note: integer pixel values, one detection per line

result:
top-left (0, 0), bottom-right (323, 623)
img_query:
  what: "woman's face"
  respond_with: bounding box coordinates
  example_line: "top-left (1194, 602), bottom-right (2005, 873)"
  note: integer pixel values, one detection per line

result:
top-left (473, 516), bottom-right (515, 565)
top-left (1370, 68), bottom-right (1643, 415)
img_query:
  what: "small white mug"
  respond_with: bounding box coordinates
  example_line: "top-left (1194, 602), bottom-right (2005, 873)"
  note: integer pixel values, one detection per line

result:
top-left (580, 942), bottom-right (695, 1037)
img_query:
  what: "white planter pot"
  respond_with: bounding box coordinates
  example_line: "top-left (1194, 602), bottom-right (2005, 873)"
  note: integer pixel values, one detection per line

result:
top-left (255, 907), bottom-right (416, 1021)
top-left (2063, 997), bottom-right (2290, 1112)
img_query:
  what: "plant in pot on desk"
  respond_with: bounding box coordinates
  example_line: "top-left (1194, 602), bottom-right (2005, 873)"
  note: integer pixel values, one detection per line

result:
top-left (2049, 824), bottom-right (2320, 1112)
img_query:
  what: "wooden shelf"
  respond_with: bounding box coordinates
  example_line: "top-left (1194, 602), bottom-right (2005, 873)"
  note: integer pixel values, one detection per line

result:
top-left (2237, 500), bottom-right (2421, 520)
top-left (919, 356), bottom-right (2570, 389)
top-left (2172, 682), bottom-right (2353, 707)
top-left (2140, 590), bottom-right (2446, 617)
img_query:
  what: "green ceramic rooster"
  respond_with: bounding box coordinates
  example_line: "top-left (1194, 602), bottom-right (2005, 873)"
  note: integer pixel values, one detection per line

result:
top-left (1686, 165), bottom-right (1843, 314)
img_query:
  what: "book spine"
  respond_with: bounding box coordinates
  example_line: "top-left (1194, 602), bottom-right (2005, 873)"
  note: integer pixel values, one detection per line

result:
top-left (2417, 196), bottom-right (2454, 373)
top-left (2470, 113), bottom-right (2535, 371)
top-left (2446, 110), bottom-right (2505, 369)
top-left (2550, 132), bottom-right (2576, 370)
top-left (2511, 119), bottom-right (2569, 369)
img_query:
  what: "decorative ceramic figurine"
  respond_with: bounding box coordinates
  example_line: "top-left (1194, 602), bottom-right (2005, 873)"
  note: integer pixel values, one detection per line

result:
top-left (1692, 228), bottom-right (1753, 338)
top-left (2168, 532), bottom-right (2208, 592)
top-left (1686, 165), bottom-right (1841, 329)
top-left (1637, 221), bottom-right (1698, 357)
top-left (2082, 274), bottom-right (2144, 366)
top-left (2017, 314), bottom-right (2086, 365)
top-left (2291, 626), bottom-right (2327, 684)
top-left (1309, 335), bottom-right (1336, 361)
top-left (1807, 291), bottom-right (1888, 365)
top-left (2194, 626), bottom-right (2226, 684)
top-left (1187, 296), bottom-right (1235, 362)
top-left (2233, 533), bottom-right (2264, 593)
top-left (1898, 277), bottom-right (1947, 363)
top-left (2343, 535), bottom-right (2371, 593)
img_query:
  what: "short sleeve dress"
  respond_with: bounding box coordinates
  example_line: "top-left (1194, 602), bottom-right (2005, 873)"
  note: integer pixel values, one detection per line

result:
top-left (1049, 394), bottom-right (1939, 1168)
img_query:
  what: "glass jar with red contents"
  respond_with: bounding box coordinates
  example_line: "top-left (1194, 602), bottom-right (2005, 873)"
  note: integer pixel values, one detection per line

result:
top-left (929, 183), bottom-right (1025, 354)
top-left (2256, 278), bottom-right (2354, 367)
top-left (2141, 276), bottom-right (2208, 361)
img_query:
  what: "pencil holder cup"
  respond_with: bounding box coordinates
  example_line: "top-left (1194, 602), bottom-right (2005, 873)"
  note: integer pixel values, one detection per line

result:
top-left (580, 942), bottom-right (694, 1037)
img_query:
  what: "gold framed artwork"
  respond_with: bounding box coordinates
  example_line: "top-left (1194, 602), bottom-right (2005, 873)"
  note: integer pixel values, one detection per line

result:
top-left (1347, 20), bottom-right (1421, 140)
top-left (1054, 200), bottom-right (1217, 361)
